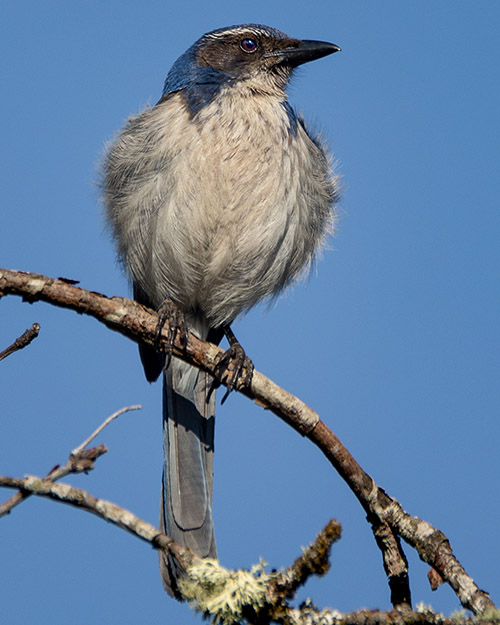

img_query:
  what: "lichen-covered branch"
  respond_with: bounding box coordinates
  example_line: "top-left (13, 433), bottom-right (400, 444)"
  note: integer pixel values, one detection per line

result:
top-left (273, 519), bottom-right (342, 599)
top-left (0, 473), bottom-right (498, 625)
top-left (370, 518), bottom-right (411, 608)
top-left (278, 604), bottom-right (500, 625)
top-left (308, 422), bottom-right (495, 615)
top-left (0, 474), bottom-right (195, 574)
top-left (0, 267), bottom-right (495, 614)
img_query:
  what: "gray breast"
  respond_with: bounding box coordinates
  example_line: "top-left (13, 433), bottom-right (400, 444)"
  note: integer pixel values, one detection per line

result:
top-left (103, 90), bottom-right (340, 328)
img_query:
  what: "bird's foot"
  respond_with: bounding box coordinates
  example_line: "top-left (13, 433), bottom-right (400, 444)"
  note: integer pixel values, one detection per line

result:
top-left (154, 299), bottom-right (188, 368)
top-left (208, 327), bottom-right (254, 404)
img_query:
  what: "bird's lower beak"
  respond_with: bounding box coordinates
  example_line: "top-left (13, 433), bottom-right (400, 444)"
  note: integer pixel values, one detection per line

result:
top-left (274, 39), bottom-right (341, 67)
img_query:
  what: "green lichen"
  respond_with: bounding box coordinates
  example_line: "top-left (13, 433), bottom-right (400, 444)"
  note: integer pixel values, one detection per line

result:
top-left (449, 610), bottom-right (466, 621)
top-left (481, 608), bottom-right (500, 623)
top-left (178, 558), bottom-right (271, 625)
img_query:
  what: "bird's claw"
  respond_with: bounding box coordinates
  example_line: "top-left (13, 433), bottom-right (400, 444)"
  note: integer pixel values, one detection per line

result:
top-left (154, 299), bottom-right (188, 368)
top-left (208, 342), bottom-right (254, 404)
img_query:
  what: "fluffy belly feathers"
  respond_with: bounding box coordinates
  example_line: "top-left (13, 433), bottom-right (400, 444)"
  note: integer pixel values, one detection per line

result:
top-left (104, 91), bottom-right (336, 327)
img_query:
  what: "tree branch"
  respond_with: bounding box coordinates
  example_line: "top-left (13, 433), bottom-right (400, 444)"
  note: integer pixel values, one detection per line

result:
top-left (71, 405), bottom-right (141, 456)
top-left (273, 519), bottom-right (342, 599)
top-left (0, 474), bottom-right (195, 574)
top-left (1, 470), bottom-right (498, 625)
top-left (0, 322), bottom-right (40, 361)
top-left (0, 404), bottom-right (140, 518)
top-left (0, 267), bottom-right (495, 615)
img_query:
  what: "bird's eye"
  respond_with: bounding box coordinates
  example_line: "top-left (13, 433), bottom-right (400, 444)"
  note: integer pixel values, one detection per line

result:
top-left (240, 38), bottom-right (258, 53)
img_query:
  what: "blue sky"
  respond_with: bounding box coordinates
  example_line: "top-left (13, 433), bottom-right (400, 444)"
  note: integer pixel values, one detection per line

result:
top-left (1, 2), bottom-right (499, 623)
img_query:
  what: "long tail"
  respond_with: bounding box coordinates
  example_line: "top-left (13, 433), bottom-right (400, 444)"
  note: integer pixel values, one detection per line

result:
top-left (159, 358), bottom-right (217, 596)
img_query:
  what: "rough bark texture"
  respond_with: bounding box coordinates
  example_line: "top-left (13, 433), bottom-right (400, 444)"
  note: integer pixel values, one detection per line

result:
top-left (0, 268), bottom-right (496, 615)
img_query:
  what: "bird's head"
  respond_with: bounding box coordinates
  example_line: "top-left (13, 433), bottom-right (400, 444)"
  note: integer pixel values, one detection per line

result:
top-left (162, 24), bottom-right (340, 111)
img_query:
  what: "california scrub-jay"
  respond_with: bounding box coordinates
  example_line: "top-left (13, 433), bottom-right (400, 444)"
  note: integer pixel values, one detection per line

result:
top-left (103, 24), bottom-right (341, 595)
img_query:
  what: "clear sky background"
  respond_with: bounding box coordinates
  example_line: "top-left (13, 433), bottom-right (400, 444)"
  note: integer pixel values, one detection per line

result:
top-left (1, 2), bottom-right (499, 624)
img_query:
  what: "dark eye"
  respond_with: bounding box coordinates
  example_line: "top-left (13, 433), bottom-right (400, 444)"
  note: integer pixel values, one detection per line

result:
top-left (240, 38), bottom-right (258, 53)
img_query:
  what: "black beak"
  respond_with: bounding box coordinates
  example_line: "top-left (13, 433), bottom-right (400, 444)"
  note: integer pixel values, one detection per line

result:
top-left (272, 39), bottom-right (341, 68)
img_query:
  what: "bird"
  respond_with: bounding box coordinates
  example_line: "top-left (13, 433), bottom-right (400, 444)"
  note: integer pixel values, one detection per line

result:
top-left (102, 23), bottom-right (341, 596)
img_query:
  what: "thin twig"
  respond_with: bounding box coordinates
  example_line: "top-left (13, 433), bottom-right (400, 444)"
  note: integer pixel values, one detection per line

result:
top-left (0, 323), bottom-right (40, 361)
top-left (0, 405), bottom-right (140, 518)
top-left (0, 445), bottom-right (107, 518)
top-left (71, 404), bottom-right (141, 455)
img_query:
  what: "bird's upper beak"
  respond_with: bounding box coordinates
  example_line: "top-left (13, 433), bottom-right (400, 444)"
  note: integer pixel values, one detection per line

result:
top-left (268, 39), bottom-right (341, 68)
